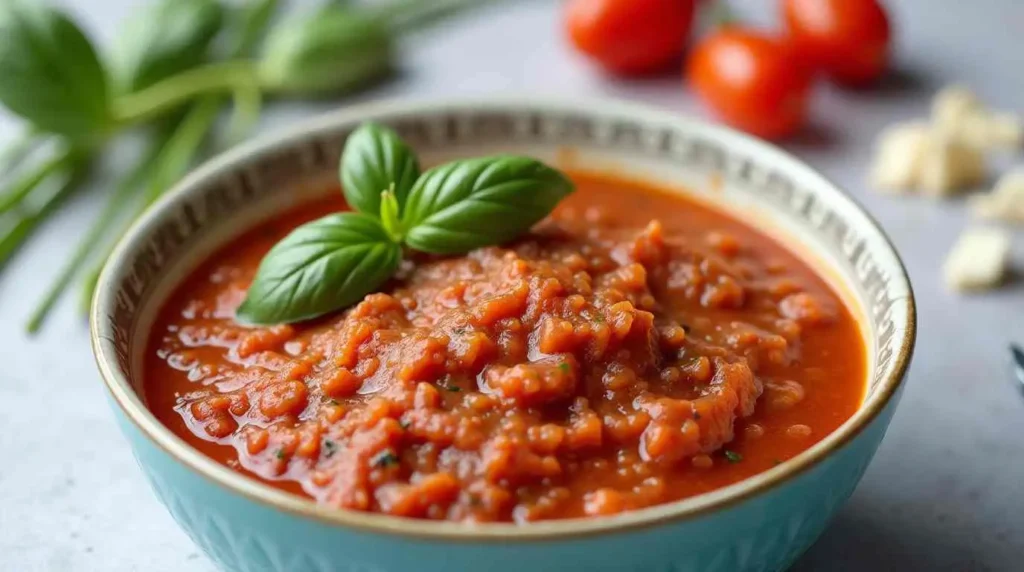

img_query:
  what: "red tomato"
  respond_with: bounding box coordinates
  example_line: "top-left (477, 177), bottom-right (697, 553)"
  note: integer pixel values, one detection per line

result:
top-left (687, 28), bottom-right (813, 139)
top-left (565, 0), bottom-right (697, 75)
top-left (782, 0), bottom-right (892, 86)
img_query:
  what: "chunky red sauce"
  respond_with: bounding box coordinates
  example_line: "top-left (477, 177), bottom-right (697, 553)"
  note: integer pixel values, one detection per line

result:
top-left (145, 172), bottom-right (865, 522)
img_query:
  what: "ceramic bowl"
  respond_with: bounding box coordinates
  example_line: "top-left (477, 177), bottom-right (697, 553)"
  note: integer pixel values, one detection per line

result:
top-left (92, 98), bottom-right (915, 572)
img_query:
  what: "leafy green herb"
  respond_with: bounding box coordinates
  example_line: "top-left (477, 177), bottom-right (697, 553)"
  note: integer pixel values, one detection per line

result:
top-left (339, 122), bottom-right (420, 216)
top-left (116, 0), bottom-right (225, 92)
top-left (371, 450), bottom-right (399, 468)
top-left (322, 439), bottom-right (338, 458)
top-left (237, 212), bottom-right (402, 325)
top-left (275, 448), bottom-right (286, 460)
top-left (237, 122), bottom-right (574, 324)
top-left (0, 1), bottom-right (111, 139)
top-left (328, 398), bottom-right (340, 406)
top-left (724, 450), bottom-right (743, 463)
top-left (0, 0), bottom-right (498, 333)
top-left (558, 362), bottom-right (571, 374)
top-left (402, 156), bottom-right (574, 254)
top-left (258, 9), bottom-right (394, 97)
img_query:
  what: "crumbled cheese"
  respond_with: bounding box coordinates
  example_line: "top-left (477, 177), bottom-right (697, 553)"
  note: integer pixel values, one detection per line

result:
top-left (943, 228), bottom-right (1011, 291)
top-left (868, 122), bottom-right (986, 196)
top-left (916, 132), bottom-right (987, 196)
top-left (932, 85), bottom-right (1023, 151)
top-left (971, 168), bottom-right (1024, 223)
top-left (932, 85), bottom-right (980, 132)
top-left (870, 121), bottom-right (930, 193)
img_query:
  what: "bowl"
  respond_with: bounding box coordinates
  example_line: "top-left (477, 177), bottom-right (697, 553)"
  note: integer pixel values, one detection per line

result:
top-left (92, 98), bottom-right (915, 572)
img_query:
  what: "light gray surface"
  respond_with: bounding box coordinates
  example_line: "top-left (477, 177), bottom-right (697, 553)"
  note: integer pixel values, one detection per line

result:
top-left (2, 1), bottom-right (1023, 571)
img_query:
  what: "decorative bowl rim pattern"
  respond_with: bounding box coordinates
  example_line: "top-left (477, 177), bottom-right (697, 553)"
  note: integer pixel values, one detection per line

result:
top-left (91, 96), bottom-right (917, 542)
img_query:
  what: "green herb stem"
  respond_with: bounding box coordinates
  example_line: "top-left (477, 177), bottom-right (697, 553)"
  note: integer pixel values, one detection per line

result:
top-left (0, 147), bottom-right (75, 215)
top-left (112, 60), bottom-right (257, 126)
top-left (376, 0), bottom-right (493, 34)
top-left (25, 136), bottom-right (165, 333)
top-left (0, 130), bottom-right (45, 181)
top-left (228, 0), bottom-right (282, 57)
top-left (78, 98), bottom-right (222, 314)
top-left (379, 188), bottom-right (403, 242)
top-left (0, 157), bottom-right (91, 272)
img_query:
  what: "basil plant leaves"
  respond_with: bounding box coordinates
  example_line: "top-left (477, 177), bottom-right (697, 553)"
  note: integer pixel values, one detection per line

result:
top-left (237, 122), bottom-right (575, 325)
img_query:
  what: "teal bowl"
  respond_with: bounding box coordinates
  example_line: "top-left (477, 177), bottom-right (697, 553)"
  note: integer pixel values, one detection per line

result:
top-left (92, 99), bottom-right (915, 572)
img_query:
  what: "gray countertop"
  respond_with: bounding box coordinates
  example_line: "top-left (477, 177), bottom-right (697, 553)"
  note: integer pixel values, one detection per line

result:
top-left (2, 1), bottom-right (1023, 570)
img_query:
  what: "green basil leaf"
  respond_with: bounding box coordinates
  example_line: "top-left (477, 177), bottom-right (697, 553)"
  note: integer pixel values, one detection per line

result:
top-left (339, 122), bottom-right (420, 216)
top-left (257, 9), bottom-right (394, 97)
top-left (402, 156), bottom-right (575, 254)
top-left (116, 0), bottom-right (226, 92)
top-left (0, 1), bottom-right (111, 138)
top-left (237, 212), bottom-right (402, 325)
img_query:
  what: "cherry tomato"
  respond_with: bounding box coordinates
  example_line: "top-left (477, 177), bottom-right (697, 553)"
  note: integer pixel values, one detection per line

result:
top-left (782, 0), bottom-right (892, 86)
top-left (687, 28), bottom-right (813, 139)
top-left (565, 0), bottom-right (697, 76)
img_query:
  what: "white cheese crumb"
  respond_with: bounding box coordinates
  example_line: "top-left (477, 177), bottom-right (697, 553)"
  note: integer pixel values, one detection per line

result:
top-left (869, 121), bottom-right (930, 193)
top-left (868, 122), bottom-right (986, 196)
top-left (971, 168), bottom-right (1024, 223)
top-left (916, 132), bottom-right (987, 196)
top-left (943, 228), bottom-right (1012, 291)
top-left (933, 85), bottom-right (1023, 151)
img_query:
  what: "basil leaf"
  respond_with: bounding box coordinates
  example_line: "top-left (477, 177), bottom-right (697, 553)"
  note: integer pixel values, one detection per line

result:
top-left (237, 212), bottom-right (402, 325)
top-left (402, 156), bottom-right (575, 254)
top-left (0, 1), bottom-right (111, 138)
top-left (116, 0), bottom-right (226, 92)
top-left (257, 9), bottom-right (394, 97)
top-left (339, 122), bottom-right (420, 216)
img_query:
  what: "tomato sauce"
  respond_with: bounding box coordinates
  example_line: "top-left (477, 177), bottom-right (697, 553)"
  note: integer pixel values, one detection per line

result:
top-left (144, 172), bottom-right (866, 522)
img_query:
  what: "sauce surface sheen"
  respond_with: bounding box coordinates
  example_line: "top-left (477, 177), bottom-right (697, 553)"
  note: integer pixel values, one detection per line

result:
top-left (145, 172), bottom-right (865, 522)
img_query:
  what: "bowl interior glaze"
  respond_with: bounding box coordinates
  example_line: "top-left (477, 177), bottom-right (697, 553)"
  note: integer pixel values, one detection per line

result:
top-left (92, 98), bottom-right (915, 540)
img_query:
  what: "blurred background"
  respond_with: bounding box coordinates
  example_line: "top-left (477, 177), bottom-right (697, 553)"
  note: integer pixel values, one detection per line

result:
top-left (1, 0), bottom-right (1022, 571)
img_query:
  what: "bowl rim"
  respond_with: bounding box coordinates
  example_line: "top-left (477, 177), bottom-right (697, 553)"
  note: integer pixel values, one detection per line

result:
top-left (91, 96), bottom-right (916, 542)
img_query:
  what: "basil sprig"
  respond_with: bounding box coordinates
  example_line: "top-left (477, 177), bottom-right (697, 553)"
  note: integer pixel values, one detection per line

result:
top-left (0, 1), bottom-right (111, 139)
top-left (237, 122), bottom-right (575, 325)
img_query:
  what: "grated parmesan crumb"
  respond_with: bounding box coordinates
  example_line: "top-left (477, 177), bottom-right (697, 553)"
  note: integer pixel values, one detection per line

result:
top-left (943, 228), bottom-right (1012, 292)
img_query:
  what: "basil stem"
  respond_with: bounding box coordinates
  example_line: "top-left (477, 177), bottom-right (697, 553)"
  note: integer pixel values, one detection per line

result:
top-left (236, 212), bottom-right (403, 325)
top-left (226, 0), bottom-right (282, 57)
top-left (379, 0), bottom-right (495, 34)
top-left (0, 156), bottom-right (92, 272)
top-left (77, 97), bottom-right (222, 315)
top-left (112, 61), bottom-right (258, 126)
top-left (25, 134), bottom-right (166, 333)
top-left (0, 147), bottom-right (75, 215)
top-left (379, 188), bottom-right (403, 242)
top-left (0, 130), bottom-right (46, 182)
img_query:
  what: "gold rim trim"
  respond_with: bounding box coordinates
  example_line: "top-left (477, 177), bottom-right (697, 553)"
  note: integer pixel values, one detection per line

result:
top-left (91, 97), bottom-right (917, 542)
